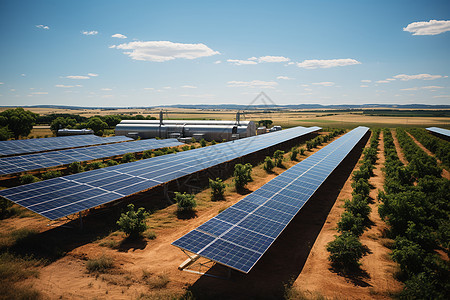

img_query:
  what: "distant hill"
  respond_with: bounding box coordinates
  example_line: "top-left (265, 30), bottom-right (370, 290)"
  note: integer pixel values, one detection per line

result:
top-left (1, 104), bottom-right (450, 110)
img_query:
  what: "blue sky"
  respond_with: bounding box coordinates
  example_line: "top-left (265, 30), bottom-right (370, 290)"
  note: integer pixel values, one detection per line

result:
top-left (0, 0), bottom-right (449, 107)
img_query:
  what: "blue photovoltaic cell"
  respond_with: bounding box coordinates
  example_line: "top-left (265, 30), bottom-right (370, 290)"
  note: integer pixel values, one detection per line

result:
top-left (172, 126), bottom-right (369, 273)
top-left (0, 135), bottom-right (132, 157)
top-left (426, 127), bottom-right (450, 138)
top-left (0, 126), bottom-right (321, 220)
top-left (0, 138), bottom-right (183, 176)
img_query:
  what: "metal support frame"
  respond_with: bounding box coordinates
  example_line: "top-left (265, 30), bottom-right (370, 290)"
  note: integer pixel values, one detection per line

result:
top-left (178, 249), bottom-right (232, 280)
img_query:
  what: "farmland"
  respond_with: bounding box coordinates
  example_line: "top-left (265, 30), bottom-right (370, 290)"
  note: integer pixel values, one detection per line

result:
top-left (0, 107), bottom-right (449, 299)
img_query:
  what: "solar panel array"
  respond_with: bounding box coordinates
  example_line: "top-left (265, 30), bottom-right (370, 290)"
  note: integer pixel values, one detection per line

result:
top-left (0, 126), bottom-right (320, 220)
top-left (0, 135), bottom-right (132, 157)
top-left (426, 127), bottom-right (450, 138)
top-left (0, 138), bottom-right (183, 176)
top-left (172, 126), bottom-right (369, 273)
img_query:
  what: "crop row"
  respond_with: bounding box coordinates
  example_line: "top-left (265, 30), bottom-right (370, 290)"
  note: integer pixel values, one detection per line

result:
top-left (407, 128), bottom-right (450, 168)
top-left (378, 129), bottom-right (449, 299)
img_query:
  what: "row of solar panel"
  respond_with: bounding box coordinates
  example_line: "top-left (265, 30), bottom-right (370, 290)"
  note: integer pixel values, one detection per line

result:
top-left (426, 127), bottom-right (450, 138)
top-left (0, 135), bottom-right (132, 156)
top-left (172, 126), bottom-right (369, 273)
top-left (0, 126), bottom-right (321, 220)
top-left (0, 138), bottom-right (183, 176)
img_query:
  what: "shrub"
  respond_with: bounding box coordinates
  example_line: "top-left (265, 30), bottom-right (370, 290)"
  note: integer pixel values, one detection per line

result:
top-left (344, 195), bottom-right (371, 220)
top-left (234, 163), bottom-right (253, 191)
top-left (299, 148), bottom-right (305, 155)
top-left (68, 161), bottom-right (83, 173)
top-left (274, 150), bottom-right (285, 168)
top-left (327, 232), bottom-right (369, 271)
top-left (181, 145), bottom-right (190, 151)
top-left (153, 150), bottom-right (164, 156)
top-left (200, 138), bottom-right (207, 147)
top-left (121, 152), bottom-right (135, 163)
top-left (337, 211), bottom-right (365, 236)
top-left (174, 192), bottom-right (196, 212)
top-left (142, 150), bottom-right (153, 159)
top-left (263, 156), bottom-right (275, 173)
top-left (85, 161), bottom-right (105, 170)
top-left (86, 255), bottom-right (114, 273)
top-left (290, 147), bottom-right (299, 161)
top-left (41, 170), bottom-right (62, 180)
top-left (20, 174), bottom-right (40, 184)
top-left (211, 140), bottom-right (216, 145)
top-left (351, 178), bottom-right (370, 198)
top-left (116, 204), bottom-right (149, 238)
top-left (209, 178), bottom-right (225, 200)
top-left (106, 159), bottom-right (118, 166)
top-left (190, 145), bottom-right (196, 150)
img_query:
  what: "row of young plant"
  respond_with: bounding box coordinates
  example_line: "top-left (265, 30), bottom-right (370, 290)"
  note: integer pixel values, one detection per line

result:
top-left (378, 129), bottom-right (449, 299)
top-left (305, 128), bottom-right (345, 150)
top-left (407, 127), bottom-right (450, 168)
top-left (327, 129), bottom-right (380, 272)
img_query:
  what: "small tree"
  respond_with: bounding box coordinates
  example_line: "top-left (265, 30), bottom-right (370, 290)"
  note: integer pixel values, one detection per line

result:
top-left (337, 211), bottom-right (365, 236)
top-left (263, 156), bottom-right (275, 172)
top-left (290, 147), bottom-right (299, 161)
top-left (121, 152), bottom-right (135, 163)
top-left (299, 148), bottom-right (305, 155)
top-left (41, 170), bottom-right (62, 180)
top-left (200, 138), bottom-right (207, 147)
top-left (0, 107), bottom-right (37, 139)
top-left (106, 159), bottom-right (118, 166)
top-left (68, 161), bottom-right (83, 173)
top-left (87, 117), bottom-right (108, 136)
top-left (142, 150), bottom-right (153, 159)
top-left (174, 192), bottom-right (197, 212)
top-left (327, 232), bottom-right (369, 271)
top-left (274, 150), bottom-right (285, 168)
top-left (209, 178), bottom-right (226, 200)
top-left (20, 174), bottom-right (40, 184)
top-left (234, 163), bottom-right (253, 191)
top-left (117, 204), bottom-right (149, 238)
top-left (0, 126), bottom-right (12, 141)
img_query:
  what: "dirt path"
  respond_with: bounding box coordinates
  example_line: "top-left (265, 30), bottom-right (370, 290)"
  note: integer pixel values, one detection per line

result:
top-left (405, 132), bottom-right (450, 180)
top-left (292, 131), bottom-right (402, 299)
top-left (391, 129), bottom-right (408, 165)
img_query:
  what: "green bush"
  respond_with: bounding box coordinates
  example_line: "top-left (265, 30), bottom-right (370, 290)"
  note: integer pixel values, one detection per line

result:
top-left (85, 161), bottom-right (105, 170)
top-left (181, 145), bottom-right (190, 151)
top-left (116, 204), bottom-right (149, 238)
top-left (274, 150), bottom-right (285, 168)
top-left (211, 140), bottom-right (216, 145)
top-left (68, 161), bottom-right (83, 173)
top-left (337, 211), bottom-right (365, 236)
top-left (209, 178), bottom-right (226, 200)
top-left (142, 150), bottom-right (153, 159)
top-left (351, 178), bottom-right (370, 198)
top-left (233, 163), bottom-right (253, 191)
top-left (344, 195), bottom-right (371, 220)
top-left (153, 150), bottom-right (164, 156)
top-left (174, 192), bottom-right (197, 212)
top-left (290, 147), bottom-right (299, 161)
top-left (263, 156), bottom-right (275, 173)
top-left (106, 159), bottom-right (118, 166)
top-left (121, 152), bottom-right (135, 163)
top-left (200, 139), bottom-right (207, 147)
top-left (327, 232), bottom-right (369, 271)
top-left (41, 170), bottom-right (62, 180)
top-left (190, 145), bottom-right (196, 150)
top-left (299, 148), bottom-right (305, 155)
top-left (20, 174), bottom-right (40, 184)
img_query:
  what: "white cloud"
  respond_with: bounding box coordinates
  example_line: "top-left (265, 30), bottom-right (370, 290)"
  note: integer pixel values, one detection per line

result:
top-left (361, 80), bottom-right (371, 83)
top-left (312, 82), bottom-right (335, 87)
top-left (30, 92), bottom-right (48, 95)
top-left (360, 85), bottom-right (369, 88)
top-left (143, 87), bottom-right (154, 90)
top-left (376, 80), bottom-right (390, 83)
top-left (88, 73), bottom-right (99, 77)
top-left (101, 88), bottom-right (112, 91)
top-left (0, 82), bottom-right (3, 85)
top-left (82, 30), bottom-right (98, 35)
top-left (258, 56), bottom-right (290, 63)
top-left (277, 76), bottom-right (294, 80)
top-left (181, 85), bottom-right (197, 89)
top-left (227, 59), bottom-right (257, 65)
top-left (112, 33), bottom-right (127, 39)
top-left (21, 74), bottom-right (26, 77)
top-left (214, 60), bottom-right (222, 64)
top-left (401, 86), bottom-right (444, 91)
top-left (55, 84), bottom-right (74, 88)
top-left (393, 73), bottom-right (448, 81)
top-left (386, 78), bottom-right (396, 81)
top-left (403, 20), bottom-right (450, 35)
top-left (433, 95), bottom-right (450, 98)
top-left (111, 41), bottom-right (219, 62)
top-left (36, 25), bottom-right (49, 30)
top-left (163, 86), bottom-right (172, 89)
top-left (227, 80), bottom-right (278, 89)
top-left (296, 58), bottom-right (361, 69)
top-left (65, 75), bottom-right (90, 79)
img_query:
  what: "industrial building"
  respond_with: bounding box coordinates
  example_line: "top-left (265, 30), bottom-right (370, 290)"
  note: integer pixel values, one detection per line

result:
top-left (115, 112), bottom-right (256, 141)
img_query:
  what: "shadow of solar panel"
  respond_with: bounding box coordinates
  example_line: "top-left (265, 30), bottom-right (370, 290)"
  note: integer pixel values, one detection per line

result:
top-left (172, 126), bottom-right (369, 273)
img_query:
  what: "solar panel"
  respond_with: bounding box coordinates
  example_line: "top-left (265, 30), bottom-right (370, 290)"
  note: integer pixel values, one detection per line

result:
top-left (172, 126), bottom-right (369, 273)
top-left (0, 135), bottom-right (132, 157)
top-left (0, 138), bottom-right (183, 176)
top-left (0, 126), bottom-right (320, 220)
top-left (426, 127), bottom-right (450, 138)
